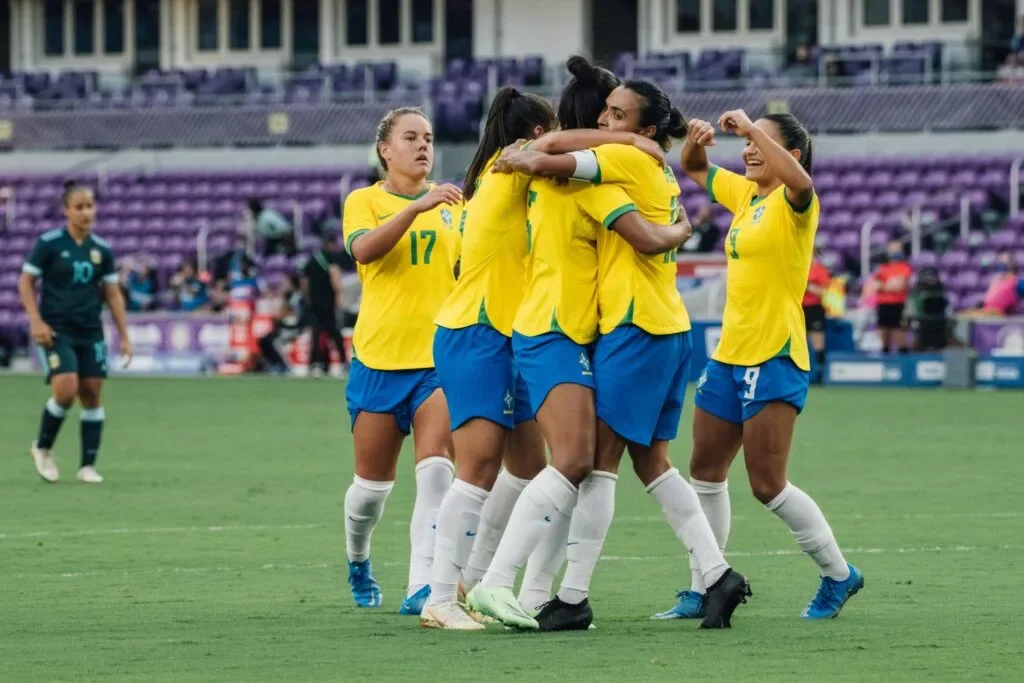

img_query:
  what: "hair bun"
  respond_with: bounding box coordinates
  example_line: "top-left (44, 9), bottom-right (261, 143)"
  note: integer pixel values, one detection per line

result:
top-left (62, 179), bottom-right (76, 191)
top-left (566, 55), bottom-right (602, 86)
top-left (667, 107), bottom-right (687, 138)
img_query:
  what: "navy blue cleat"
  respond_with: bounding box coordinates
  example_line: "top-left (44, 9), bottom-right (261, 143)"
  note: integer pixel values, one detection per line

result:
top-left (651, 590), bottom-right (706, 620)
top-left (801, 563), bottom-right (864, 619)
top-left (348, 559), bottom-right (383, 608)
top-left (399, 585), bottom-right (431, 616)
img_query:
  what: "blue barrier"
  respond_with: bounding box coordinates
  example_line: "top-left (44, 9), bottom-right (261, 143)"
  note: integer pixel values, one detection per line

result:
top-left (824, 352), bottom-right (1024, 388)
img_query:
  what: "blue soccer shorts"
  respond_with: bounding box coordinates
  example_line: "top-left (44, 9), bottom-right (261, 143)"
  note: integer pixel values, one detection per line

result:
top-left (693, 357), bottom-right (809, 425)
top-left (345, 357), bottom-right (440, 434)
top-left (511, 331), bottom-right (595, 417)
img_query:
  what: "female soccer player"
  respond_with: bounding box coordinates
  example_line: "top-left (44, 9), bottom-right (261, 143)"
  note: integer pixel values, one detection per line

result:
top-left (341, 107), bottom-right (462, 615)
top-left (466, 56), bottom-right (691, 630)
top-left (19, 181), bottom-right (132, 484)
top-left (667, 110), bottom-right (863, 620)
top-left (493, 80), bottom-right (751, 630)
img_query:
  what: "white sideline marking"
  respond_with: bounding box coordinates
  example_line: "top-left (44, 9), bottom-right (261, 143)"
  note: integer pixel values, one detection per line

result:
top-left (8, 544), bottom-right (1024, 581)
top-left (0, 523), bottom-right (324, 541)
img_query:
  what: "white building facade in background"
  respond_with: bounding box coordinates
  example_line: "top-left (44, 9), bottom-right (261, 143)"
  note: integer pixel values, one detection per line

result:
top-left (2, 0), bottom-right (1022, 77)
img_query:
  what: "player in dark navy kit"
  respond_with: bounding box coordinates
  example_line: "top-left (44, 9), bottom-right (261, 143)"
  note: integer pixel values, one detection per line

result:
top-left (18, 181), bottom-right (132, 484)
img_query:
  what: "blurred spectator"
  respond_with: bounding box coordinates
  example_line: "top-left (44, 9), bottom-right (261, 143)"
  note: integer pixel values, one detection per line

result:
top-left (909, 267), bottom-right (948, 351)
top-left (873, 240), bottom-right (912, 353)
top-left (123, 262), bottom-right (159, 312)
top-left (1012, 16), bottom-right (1024, 55)
top-left (211, 235), bottom-right (249, 311)
top-left (170, 260), bottom-right (211, 312)
top-left (965, 251), bottom-right (1023, 316)
top-left (258, 274), bottom-right (305, 374)
top-left (301, 230), bottom-right (348, 376)
top-left (787, 44), bottom-right (816, 84)
top-left (682, 204), bottom-right (720, 253)
top-left (247, 198), bottom-right (296, 257)
top-left (803, 254), bottom-right (830, 383)
top-left (853, 277), bottom-right (878, 347)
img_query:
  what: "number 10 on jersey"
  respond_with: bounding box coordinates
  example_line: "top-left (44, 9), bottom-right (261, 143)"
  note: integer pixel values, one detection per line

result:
top-left (409, 229), bottom-right (436, 265)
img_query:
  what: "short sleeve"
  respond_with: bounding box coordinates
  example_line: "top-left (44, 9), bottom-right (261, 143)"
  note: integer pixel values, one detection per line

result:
top-left (592, 144), bottom-right (649, 185)
top-left (576, 184), bottom-right (636, 230)
top-left (342, 190), bottom-right (377, 256)
top-left (22, 238), bottom-right (49, 276)
top-left (706, 165), bottom-right (755, 214)
top-left (101, 247), bottom-right (119, 284)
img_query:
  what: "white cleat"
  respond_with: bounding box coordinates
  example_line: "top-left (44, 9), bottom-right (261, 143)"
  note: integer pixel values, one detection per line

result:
top-left (458, 582), bottom-right (494, 624)
top-left (76, 466), bottom-right (104, 484)
top-left (30, 442), bottom-right (59, 483)
top-left (420, 601), bottom-right (486, 631)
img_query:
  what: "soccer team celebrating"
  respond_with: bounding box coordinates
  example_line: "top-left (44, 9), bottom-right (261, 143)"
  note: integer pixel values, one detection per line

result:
top-left (20, 55), bottom-right (863, 631)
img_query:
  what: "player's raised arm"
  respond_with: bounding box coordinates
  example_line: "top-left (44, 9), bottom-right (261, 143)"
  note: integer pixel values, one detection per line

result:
top-left (679, 118), bottom-right (717, 190)
top-left (346, 184), bottom-right (462, 265)
top-left (719, 109), bottom-right (814, 210)
top-left (529, 129), bottom-right (665, 163)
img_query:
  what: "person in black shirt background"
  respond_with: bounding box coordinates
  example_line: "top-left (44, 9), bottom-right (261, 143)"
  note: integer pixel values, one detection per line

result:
top-left (682, 204), bottom-right (721, 254)
top-left (301, 230), bottom-right (350, 376)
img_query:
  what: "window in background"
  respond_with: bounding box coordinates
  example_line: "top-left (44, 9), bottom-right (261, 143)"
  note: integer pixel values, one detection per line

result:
top-left (864, 0), bottom-right (891, 26)
top-left (675, 0), bottom-right (700, 33)
top-left (901, 0), bottom-right (928, 25)
top-left (346, 0), bottom-right (368, 45)
top-left (197, 0), bottom-right (219, 51)
top-left (260, 0), bottom-right (282, 49)
top-left (411, 0), bottom-right (433, 43)
top-left (74, 0), bottom-right (96, 55)
top-left (378, 0), bottom-right (400, 45)
top-left (713, 0), bottom-right (737, 32)
top-left (749, 0), bottom-right (774, 30)
top-left (44, 0), bottom-right (65, 56)
top-left (103, 0), bottom-right (125, 54)
top-left (229, 0), bottom-right (250, 50)
top-left (941, 0), bottom-right (967, 23)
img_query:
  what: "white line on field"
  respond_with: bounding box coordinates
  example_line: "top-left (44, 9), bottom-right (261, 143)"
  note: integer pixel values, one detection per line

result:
top-left (6, 544), bottom-right (1024, 581)
top-left (0, 523), bottom-right (324, 541)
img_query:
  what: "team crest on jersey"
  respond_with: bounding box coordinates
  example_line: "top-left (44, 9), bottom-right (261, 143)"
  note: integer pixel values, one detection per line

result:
top-left (440, 208), bottom-right (453, 227)
top-left (48, 353), bottom-right (60, 370)
top-left (578, 352), bottom-right (592, 376)
top-left (752, 206), bottom-right (766, 223)
top-left (89, 249), bottom-right (102, 264)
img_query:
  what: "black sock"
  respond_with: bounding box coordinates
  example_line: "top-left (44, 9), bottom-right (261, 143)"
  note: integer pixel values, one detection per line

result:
top-left (80, 407), bottom-right (105, 468)
top-left (37, 398), bottom-right (68, 450)
top-left (817, 349), bottom-right (826, 368)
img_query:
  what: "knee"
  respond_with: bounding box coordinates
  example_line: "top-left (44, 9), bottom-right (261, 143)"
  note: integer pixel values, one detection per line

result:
top-left (78, 389), bottom-right (101, 409)
top-left (689, 460), bottom-right (727, 484)
top-left (748, 473), bottom-right (787, 505)
top-left (630, 450), bottom-right (672, 488)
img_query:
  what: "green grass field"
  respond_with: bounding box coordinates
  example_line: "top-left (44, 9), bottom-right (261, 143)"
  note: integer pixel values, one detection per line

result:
top-left (1, 374), bottom-right (1022, 682)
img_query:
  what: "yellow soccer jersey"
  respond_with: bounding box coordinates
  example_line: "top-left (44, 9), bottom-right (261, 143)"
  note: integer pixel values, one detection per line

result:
top-left (434, 154), bottom-right (531, 336)
top-left (343, 182), bottom-right (462, 370)
top-left (589, 144), bottom-right (690, 335)
top-left (513, 178), bottom-right (636, 345)
top-left (706, 165), bottom-right (819, 371)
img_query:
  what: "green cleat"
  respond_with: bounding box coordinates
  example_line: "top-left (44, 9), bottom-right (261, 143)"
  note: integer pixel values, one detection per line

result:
top-left (466, 585), bottom-right (539, 630)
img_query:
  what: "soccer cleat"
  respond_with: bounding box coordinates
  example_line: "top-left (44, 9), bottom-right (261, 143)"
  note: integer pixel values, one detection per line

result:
top-left (400, 585), bottom-right (431, 615)
top-left (457, 582), bottom-right (494, 624)
top-left (466, 585), bottom-right (538, 630)
top-left (534, 597), bottom-right (593, 632)
top-left (76, 466), bottom-right (104, 484)
top-left (700, 569), bottom-right (752, 629)
top-left (651, 590), bottom-right (706, 620)
top-left (801, 563), bottom-right (864, 619)
top-left (30, 442), bottom-right (59, 483)
top-left (420, 601), bottom-right (486, 631)
top-left (348, 559), bottom-right (383, 608)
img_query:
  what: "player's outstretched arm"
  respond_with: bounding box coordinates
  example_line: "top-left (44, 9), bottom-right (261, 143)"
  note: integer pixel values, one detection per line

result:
top-left (348, 184), bottom-right (462, 265)
top-left (531, 130), bottom-right (664, 163)
top-left (610, 211), bottom-right (692, 255)
top-left (718, 109), bottom-right (813, 208)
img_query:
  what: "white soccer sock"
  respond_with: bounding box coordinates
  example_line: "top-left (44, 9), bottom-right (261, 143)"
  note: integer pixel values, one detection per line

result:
top-left (407, 457), bottom-right (456, 597)
top-left (427, 479), bottom-right (489, 606)
top-left (647, 469), bottom-right (729, 590)
top-left (766, 482), bottom-right (850, 581)
top-left (462, 469), bottom-right (531, 589)
top-left (557, 471), bottom-right (618, 605)
top-left (518, 488), bottom-right (576, 612)
top-left (344, 476), bottom-right (394, 563)
top-left (689, 478), bottom-right (731, 593)
top-left (480, 466), bottom-right (577, 590)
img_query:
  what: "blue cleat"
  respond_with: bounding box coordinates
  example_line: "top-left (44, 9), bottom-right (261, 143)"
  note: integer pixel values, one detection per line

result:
top-left (801, 563), bottom-right (864, 619)
top-left (348, 559), bottom-right (383, 608)
top-left (399, 585), bottom-right (431, 616)
top-left (651, 590), bottom-right (706, 620)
